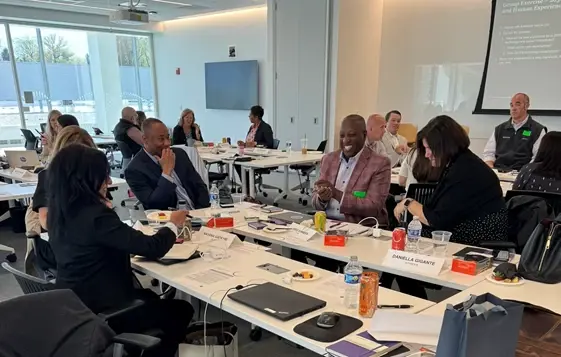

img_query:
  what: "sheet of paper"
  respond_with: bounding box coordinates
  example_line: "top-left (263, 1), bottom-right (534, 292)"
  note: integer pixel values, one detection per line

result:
top-left (368, 310), bottom-right (443, 346)
top-left (186, 266), bottom-right (235, 285)
top-left (317, 274), bottom-right (345, 299)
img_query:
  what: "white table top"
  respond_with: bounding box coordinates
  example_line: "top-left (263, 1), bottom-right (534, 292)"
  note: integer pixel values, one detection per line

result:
top-left (234, 222), bottom-right (489, 290)
top-left (132, 238), bottom-right (434, 355)
top-left (421, 279), bottom-right (561, 316)
top-left (93, 136), bottom-right (117, 146)
top-left (0, 168), bottom-right (127, 188)
top-left (0, 182), bottom-right (37, 201)
top-left (197, 147), bottom-right (323, 168)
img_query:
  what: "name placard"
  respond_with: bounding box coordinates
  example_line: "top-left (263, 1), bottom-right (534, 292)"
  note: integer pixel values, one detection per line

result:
top-left (198, 226), bottom-right (241, 249)
top-left (11, 168), bottom-right (29, 179)
top-left (253, 148), bottom-right (270, 155)
top-left (289, 223), bottom-right (318, 242)
top-left (382, 249), bottom-right (445, 276)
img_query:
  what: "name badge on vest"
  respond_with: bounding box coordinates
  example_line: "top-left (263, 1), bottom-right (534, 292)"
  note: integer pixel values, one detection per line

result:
top-left (522, 130), bottom-right (532, 137)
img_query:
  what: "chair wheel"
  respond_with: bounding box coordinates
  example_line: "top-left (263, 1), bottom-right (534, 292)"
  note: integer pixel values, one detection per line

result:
top-left (273, 202), bottom-right (279, 207)
top-left (302, 199), bottom-right (308, 206)
top-left (150, 279), bottom-right (159, 287)
top-left (298, 198), bottom-right (303, 204)
top-left (283, 195), bottom-right (287, 199)
top-left (231, 188), bottom-right (236, 193)
top-left (263, 192), bottom-right (268, 197)
top-left (249, 328), bottom-right (262, 341)
top-left (5, 253), bottom-right (16, 263)
top-left (300, 189), bottom-right (305, 194)
top-left (121, 201), bottom-right (126, 207)
top-left (278, 189), bottom-right (282, 193)
top-left (237, 187), bottom-right (242, 193)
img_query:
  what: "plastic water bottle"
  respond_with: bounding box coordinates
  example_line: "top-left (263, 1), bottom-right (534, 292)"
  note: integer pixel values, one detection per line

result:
top-left (406, 216), bottom-right (422, 253)
top-left (286, 140), bottom-right (292, 155)
top-left (343, 256), bottom-right (363, 309)
top-left (209, 183), bottom-right (220, 209)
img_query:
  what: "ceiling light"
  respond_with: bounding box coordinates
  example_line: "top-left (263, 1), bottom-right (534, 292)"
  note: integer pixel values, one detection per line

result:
top-left (151, 0), bottom-right (193, 6)
top-left (119, 1), bottom-right (147, 7)
top-left (29, 0), bottom-right (116, 11)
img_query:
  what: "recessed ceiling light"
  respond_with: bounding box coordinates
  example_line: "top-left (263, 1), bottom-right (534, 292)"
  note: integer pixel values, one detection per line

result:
top-left (151, 0), bottom-right (192, 6)
top-left (29, 0), bottom-right (116, 11)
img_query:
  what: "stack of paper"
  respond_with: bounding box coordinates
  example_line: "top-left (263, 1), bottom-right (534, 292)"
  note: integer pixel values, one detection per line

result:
top-left (368, 310), bottom-right (443, 346)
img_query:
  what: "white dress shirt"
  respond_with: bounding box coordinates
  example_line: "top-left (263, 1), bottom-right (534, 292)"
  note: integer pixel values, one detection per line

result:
top-left (381, 131), bottom-right (408, 167)
top-left (482, 116), bottom-right (545, 163)
top-left (325, 149), bottom-right (363, 220)
top-left (398, 150), bottom-right (418, 190)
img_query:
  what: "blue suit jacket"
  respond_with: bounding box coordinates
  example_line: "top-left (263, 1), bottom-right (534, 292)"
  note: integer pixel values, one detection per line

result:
top-left (125, 148), bottom-right (210, 210)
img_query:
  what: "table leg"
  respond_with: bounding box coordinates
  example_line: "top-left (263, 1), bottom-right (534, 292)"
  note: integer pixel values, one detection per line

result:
top-left (249, 167), bottom-right (256, 198)
top-left (241, 167), bottom-right (248, 197)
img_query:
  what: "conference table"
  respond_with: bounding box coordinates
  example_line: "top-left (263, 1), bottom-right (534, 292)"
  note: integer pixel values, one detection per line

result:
top-left (197, 146), bottom-right (324, 200)
top-left (0, 168), bottom-right (126, 187)
top-left (131, 232), bottom-right (434, 355)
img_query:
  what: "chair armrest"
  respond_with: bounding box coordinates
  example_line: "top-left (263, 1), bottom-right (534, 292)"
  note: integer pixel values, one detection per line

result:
top-left (98, 299), bottom-right (145, 321)
top-left (113, 333), bottom-right (161, 350)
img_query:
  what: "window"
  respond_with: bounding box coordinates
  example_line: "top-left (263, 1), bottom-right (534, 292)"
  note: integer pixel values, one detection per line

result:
top-left (0, 23), bottom-right (156, 148)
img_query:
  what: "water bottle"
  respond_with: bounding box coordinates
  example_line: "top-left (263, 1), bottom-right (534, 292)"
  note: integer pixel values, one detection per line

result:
top-left (286, 140), bottom-right (292, 155)
top-left (343, 256), bottom-right (363, 309)
top-left (209, 183), bottom-right (220, 209)
top-left (406, 216), bottom-right (422, 253)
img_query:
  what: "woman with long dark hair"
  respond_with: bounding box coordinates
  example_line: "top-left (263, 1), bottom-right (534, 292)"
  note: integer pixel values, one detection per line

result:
top-left (398, 133), bottom-right (443, 189)
top-left (393, 115), bottom-right (508, 246)
top-left (513, 131), bottom-right (561, 193)
top-left (47, 144), bottom-right (193, 357)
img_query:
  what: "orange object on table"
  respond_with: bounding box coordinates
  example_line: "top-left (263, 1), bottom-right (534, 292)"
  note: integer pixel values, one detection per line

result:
top-left (206, 216), bottom-right (234, 229)
top-left (324, 232), bottom-right (346, 246)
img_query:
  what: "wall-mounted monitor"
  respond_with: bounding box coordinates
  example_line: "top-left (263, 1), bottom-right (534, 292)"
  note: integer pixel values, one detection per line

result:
top-left (205, 60), bottom-right (259, 110)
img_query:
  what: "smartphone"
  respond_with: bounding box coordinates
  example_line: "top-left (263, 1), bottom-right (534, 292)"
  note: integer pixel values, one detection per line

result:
top-left (220, 203), bottom-right (235, 208)
top-left (248, 221), bottom-right (267, 230)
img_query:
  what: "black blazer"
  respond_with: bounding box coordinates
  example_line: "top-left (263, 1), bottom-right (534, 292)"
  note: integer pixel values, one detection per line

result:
top-left (50, 204), bottom-right (175, 313)
top-left (247, 120), bottom-right (274, 149)
top-left (172, 125), bottom-right (203, 145)
top-left (125, 148), bottom-right (210, 210)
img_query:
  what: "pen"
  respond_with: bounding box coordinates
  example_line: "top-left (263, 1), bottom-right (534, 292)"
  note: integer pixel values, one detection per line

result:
top-left (377, 304), bottom-right (413, 309)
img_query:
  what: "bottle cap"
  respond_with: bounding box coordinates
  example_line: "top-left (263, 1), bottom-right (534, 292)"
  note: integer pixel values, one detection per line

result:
top-left (413, 216), bottom-right (419, 220)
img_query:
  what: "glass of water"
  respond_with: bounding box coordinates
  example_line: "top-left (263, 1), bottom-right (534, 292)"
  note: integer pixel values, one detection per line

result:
top-left (431, 231), bottom-right (452, 258)
top-left (285, 140), bottom-right (292, 155)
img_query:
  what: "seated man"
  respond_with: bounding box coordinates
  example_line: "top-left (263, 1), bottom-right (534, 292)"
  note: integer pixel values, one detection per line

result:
top-left (293, 114), bottom-right (391, 271)
top-left (365, 113), bottom-right (389, 158)
top-left (314, 114), bottom-right (391, 225)
top-left (125, 118), bottom-right (210, 210)
top-left (114, 106), bottom-right (143, 170)
top-left (381, 110), bottom-right (409, 167)
top-left (483, 93), bottom-right (546, 171)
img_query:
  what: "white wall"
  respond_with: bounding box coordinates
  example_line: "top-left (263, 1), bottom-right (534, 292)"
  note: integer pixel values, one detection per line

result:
top-left (153, 7), bottom-right (268, 143)
top-left (376, 0), bottom-right (561, 154)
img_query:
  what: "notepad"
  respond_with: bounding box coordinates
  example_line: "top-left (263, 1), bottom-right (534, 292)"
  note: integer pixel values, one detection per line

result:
top-left (326, 331), bottom-right (402, 357)
top-left (368, 310), bottom-right (443, 346)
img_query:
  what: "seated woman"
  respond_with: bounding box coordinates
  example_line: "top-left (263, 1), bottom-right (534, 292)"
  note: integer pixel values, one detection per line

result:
top-left (40, 109), bottom-right (62, 158)
top-left (398, 135), bottom-right (442, 190)
top-left (394, 115), bottom-right (508, 246)
top-left (513, 131), bottom-right (561, 194)
top-left (47, 144), bottom-right (193, 357)
top-left (25, 126), bottom-right (98, 276)
top-left (172, 108), bottom-right (203, 145)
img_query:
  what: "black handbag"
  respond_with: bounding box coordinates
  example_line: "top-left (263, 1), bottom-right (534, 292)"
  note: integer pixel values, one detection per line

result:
top-left (518, 215), bottom-right (561, 284)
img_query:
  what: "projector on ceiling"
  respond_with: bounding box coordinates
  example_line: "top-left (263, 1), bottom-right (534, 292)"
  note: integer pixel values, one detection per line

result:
top-left (110, 9), bottom-right (149, 25)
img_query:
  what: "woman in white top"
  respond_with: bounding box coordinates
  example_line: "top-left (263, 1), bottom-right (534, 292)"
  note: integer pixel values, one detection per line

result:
top-left (398, 146), bottom-right (442, 190)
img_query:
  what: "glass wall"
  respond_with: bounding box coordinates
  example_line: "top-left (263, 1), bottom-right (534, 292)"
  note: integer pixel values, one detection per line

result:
top-left (0, 22), bottom-right (155, 148)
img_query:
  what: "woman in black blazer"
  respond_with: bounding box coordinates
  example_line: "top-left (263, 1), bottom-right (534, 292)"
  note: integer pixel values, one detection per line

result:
top-left (172, 108), bottom-right (203, 145)
top-left (47, 144), bottom-right (193, 357)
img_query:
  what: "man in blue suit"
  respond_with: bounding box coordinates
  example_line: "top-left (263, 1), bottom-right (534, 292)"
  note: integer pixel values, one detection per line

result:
top-left (125, 118), bottom-right (210, 210)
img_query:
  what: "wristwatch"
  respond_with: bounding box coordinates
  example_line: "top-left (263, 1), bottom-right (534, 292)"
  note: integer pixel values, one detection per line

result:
top-left (403, 198), bottom-right (413, 207)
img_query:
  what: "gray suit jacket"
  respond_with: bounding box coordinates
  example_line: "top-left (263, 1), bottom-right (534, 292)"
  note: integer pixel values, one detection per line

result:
top-left (381, 132), bottom-right (408, 167)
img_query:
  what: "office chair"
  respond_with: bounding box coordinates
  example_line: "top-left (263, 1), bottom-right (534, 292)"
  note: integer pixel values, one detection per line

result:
top-left (2, 262), bottom-right (54, 294)
top-left (0, 289), bottom-right (160, 357)
top-left (40, 123), bottom-right (47, 133)
top-left (504, 190), bottom-right (561, 216)
top-left (289, 140), bottom-right (327, 206)
top-left (403, 183), bottom-right (437, 225)
top-left (256, 138), bottom-right (282, 198)
top-left (20, 129), bottom-right (39, 151)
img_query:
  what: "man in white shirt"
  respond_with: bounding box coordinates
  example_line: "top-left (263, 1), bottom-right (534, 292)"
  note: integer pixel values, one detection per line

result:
top-left (381, 110), bottom-right (409, 167)
top-left (365, 114), bottom-right (388, 157)
top-left (482, 93), bottom-right (546, 171)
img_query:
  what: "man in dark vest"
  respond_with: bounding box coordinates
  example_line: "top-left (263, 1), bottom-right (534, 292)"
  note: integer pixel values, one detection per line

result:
top-left (483, 93), bottom-right (546, 171)
top-left (113, 106), bottom-right (143, 170)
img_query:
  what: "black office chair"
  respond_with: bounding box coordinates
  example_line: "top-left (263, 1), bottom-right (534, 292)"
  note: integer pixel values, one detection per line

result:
top-left (20, 129), bottom-right (39, 151)
top-left (2, 262), bottom-right (54, 294)
top-left (256, 138), bottom-right (282, 199)
top-left (403, 183), bottom-right (437, 225)
top-left (290, 140), bottom-right (328, 206)
top-left (0, 289), bottom-right (160, 357)
top-left (504, 190), bottom-right (561, 216)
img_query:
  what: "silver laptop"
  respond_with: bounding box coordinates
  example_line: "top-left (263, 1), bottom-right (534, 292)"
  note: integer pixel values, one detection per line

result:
top-left (5, 150), bottom-right (41, 169)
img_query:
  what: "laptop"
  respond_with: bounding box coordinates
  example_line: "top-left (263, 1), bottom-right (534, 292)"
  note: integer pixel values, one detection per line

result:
top-left (5, 150), bottom-right (41, 170)
top-left (268, 211), bottom-right (314, 224)
top-left (228, 282), bottom-right (326, 321)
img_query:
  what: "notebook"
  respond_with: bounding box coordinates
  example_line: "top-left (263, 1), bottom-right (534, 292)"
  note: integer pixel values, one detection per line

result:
top-left (326, 331), bottom-right (402, 357)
